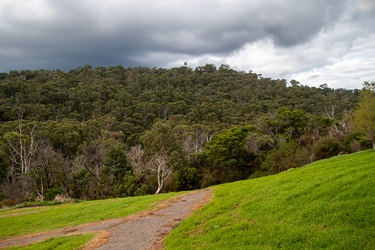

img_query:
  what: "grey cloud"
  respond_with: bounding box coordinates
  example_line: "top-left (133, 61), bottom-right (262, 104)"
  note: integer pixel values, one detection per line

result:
top-left (0, 0), bottom-right (358, 72)
top-left (353, 0), bottom-right (375, 19)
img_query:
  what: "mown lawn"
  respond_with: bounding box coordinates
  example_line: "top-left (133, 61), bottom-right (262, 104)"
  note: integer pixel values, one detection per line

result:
top-left (165, 150), bottom-right (375, 249)
top-left (0, 192), bottom-right (180, 239)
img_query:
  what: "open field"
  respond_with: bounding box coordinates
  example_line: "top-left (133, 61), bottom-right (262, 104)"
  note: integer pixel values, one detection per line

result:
top-left (165, 150), bottom-right (375, 249)
top-left (0, 192), bottom-right (180, 240)
top-left (0, 190), bottom-right (211, 250)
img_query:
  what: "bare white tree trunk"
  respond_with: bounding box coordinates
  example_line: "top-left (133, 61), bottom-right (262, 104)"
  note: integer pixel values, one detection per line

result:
top-left (127, 145), bottom-right (146, 181)
top-left (128, 145), bottom-right (174, 194)
top-left (153, 153), bottom-right (172, 194)
top-left (33, 177), bottom-right (44, 201)
top-left (6, 114), bottom-right (37, 174)
top-left (183, 127), bottom-right (219, 156)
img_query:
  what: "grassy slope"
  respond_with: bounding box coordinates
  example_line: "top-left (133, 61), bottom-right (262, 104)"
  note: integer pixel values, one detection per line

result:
top-left (166, 150), bottom-right (375, 249)
top-left (0, 192), bottom-right (180, 239)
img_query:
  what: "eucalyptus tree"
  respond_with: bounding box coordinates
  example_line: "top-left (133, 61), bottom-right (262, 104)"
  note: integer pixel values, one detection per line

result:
top-left (352, 82), bottom-right (375, 148)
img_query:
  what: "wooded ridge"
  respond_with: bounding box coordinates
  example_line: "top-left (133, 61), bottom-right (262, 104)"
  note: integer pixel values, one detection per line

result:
top-left (0, 64), bottom-right (372, 205)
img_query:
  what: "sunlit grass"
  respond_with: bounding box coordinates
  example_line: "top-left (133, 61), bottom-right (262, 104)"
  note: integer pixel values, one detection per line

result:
top-left (165, 150), bottom-right (375, 249)
top-left (0, 192), bottom-right (180, 239)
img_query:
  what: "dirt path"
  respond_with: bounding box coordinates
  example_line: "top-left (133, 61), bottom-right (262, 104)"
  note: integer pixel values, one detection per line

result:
top-left (0, 189), bottom-right (213, 250)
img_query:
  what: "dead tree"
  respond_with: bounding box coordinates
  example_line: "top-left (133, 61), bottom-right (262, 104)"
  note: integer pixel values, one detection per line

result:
top-left (6, 114), bottom-right (37, 175)
top-left (127, 145), bottom-right (146, 182)
top-left (152, 153), bottom-right (172, 194)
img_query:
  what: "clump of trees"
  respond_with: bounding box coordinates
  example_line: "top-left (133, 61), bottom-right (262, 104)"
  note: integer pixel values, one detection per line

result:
top-left (352, 82), bottom-right (375, 149)
top-left (0, 64), bottom-right (372, 206)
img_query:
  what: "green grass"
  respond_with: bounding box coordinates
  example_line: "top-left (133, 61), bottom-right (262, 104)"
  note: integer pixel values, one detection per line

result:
top-left (0, 192), bottom-right (180, 239)
top-left (4, 234), bottom-right (95, 250)
top-left (165, 150), bottom-right (375, 249)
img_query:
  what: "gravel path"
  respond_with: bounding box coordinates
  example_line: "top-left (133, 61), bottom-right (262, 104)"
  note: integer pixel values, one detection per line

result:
top-left (0, 189), bottom-right (213, 250)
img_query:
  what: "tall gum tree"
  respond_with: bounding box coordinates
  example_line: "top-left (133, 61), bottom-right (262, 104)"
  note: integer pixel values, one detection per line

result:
top-left (352, 82), bottom-right (375, 149)
top-left (140, 120), bottom-right (184, 194)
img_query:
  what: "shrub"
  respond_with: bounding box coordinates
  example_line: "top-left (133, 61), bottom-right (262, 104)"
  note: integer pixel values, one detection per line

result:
top-left (343, 133), bottom-right (373, 153)
top-left (248, 170), bottom-right (268, 179)
top-left (262, 141), bottom-right (310, 174)
top-left (44, 188), bottom-right (64, 201)
top-left (312, 137), bottom-right (343, 161)
top-left (134, 184), bottom-right (150, 196)
top-left (177, 167), bottom-right (202, 191)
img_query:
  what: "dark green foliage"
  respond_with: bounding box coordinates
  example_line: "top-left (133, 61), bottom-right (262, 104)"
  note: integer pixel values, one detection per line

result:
top-left (44, 188), bottom-right (64, 201)
top-left (134, 184), bottom-right (150, 196)
top-left (105, 145), bottom-right (131, 181)
top-left (203, 125), bottom-right (256, 183)
top-left (0, 64), bottom-right (362, 202)
top-left (0, 149), bottom-right (9, 185)
top-left (140, 120), bottom-right (183, 161)
top-left (46, 119), bottom-right (88, 156)
top-left (262, 141), bottom-right (310, 174)
top-left (312, 137), bottom-right (343, 161)
top-left (0, 65), bottom-right (357, 126)
top-left (177, 167), bottom-right (202, 191)
top-left (277, 107), bottom-right (308, 140)
top-left (114, 173), bottom-right (137, 197)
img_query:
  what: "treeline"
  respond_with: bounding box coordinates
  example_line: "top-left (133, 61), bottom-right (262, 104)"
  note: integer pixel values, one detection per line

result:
top-left (0, 64), bottom-right (371, 205)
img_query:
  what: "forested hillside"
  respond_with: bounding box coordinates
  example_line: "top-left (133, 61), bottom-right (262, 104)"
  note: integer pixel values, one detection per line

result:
top-left (0, 64), bottom-right (372, 205)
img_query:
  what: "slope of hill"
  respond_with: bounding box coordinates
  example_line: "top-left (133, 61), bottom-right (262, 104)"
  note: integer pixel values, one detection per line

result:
top-left (165, 150), bottom-right (375, 249)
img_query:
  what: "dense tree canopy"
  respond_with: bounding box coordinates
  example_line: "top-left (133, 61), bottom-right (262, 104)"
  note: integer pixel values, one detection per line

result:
top-left (0, 64), bottom-right (370, 205)
top-left (202, 125), bottom-right (255, 184)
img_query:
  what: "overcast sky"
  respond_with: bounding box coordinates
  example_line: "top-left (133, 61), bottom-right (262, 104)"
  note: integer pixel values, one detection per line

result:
top-left (1, 0), bottom-right (374, 89)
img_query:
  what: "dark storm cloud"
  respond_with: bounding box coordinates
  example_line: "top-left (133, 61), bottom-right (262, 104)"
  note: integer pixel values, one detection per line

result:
top-left (0, 0), bottom-right (357, 72)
